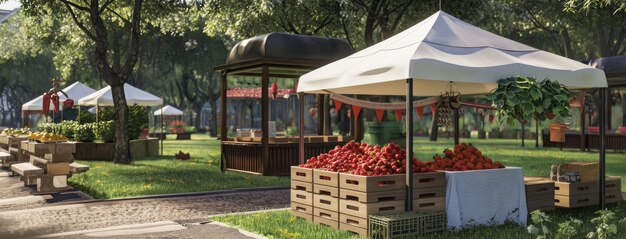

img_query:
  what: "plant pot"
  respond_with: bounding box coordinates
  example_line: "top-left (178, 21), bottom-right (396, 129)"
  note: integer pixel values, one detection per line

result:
top-left (549, 123), bottom-right (568, 142)
top-left (139, 128), bottom-right (149, 139)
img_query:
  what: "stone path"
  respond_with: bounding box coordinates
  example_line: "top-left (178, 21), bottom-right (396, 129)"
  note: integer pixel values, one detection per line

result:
top-left (0, 169), bottom-right (289, 238)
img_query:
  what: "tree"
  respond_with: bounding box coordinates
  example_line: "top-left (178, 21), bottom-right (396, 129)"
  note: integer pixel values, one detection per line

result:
top-left (565, 0), bottom-right (626, 12)
top-left (19, 0), bottom-right (186, 164)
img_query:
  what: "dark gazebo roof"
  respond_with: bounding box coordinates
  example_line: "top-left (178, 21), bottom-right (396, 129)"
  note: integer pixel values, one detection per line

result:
top-left (214, 32), bottom-right (353, 74)
top-left (589, 55), bottom-right (626, 87)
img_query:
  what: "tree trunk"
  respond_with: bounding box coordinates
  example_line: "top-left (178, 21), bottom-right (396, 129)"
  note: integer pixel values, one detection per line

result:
top-left (209, 99), bottom-right (218, 137)
top-left (194, 102), bottom-right (203, 133)
top-left (111, 83), bottom-right (131, 164)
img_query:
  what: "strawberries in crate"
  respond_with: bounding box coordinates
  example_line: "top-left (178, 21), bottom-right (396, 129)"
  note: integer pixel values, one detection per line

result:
top-left (299, 141), bottom-right (433, 176)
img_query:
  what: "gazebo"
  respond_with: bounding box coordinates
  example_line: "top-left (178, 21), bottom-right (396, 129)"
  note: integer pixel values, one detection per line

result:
top-left (214, 32), bottom-right (353, 176)
top-left (21, 81), bottom-right (96, 126)
top-left (298, 10), bottom-right (608, 216)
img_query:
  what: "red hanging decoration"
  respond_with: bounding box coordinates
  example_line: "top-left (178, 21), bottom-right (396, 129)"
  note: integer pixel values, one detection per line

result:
top-left (489, 114), bottom-right (495, 123)
top-left (394, 110), bottom-right (403, 121)
top-left (352, 105), bottom-right (362, 119)
top-left (270, 81), bottom-right (278, 99)
top-left (415, 106), bottom-right (424, 120)
top-left (309, 107), bottom-right (317, 118)
top-left (42, 92), bottom-right (51, 116)
top-left (64, 99), bottom-right (74, 108)
top-left (546, 113), bottom-right (555, 120)
top-left (375, 109), bottom-right (385, 122)
top-left (333, 99), bottom-right (343, 110)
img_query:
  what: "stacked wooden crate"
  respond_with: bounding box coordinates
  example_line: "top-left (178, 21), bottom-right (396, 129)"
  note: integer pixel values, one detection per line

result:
top-left (524, 177), bottom-right (555, 212)
top-left (291, 167), bottom-right (314, 221)
top-left (22, 142), bottom-right (76, 192)
top-left (312, 169), bottom-right (341, 229)
top-left (554, 176), bottom-right (622, 208)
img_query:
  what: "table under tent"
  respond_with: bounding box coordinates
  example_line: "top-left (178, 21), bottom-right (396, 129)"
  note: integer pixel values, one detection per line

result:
top-left (21, 81), bottom-right (96, 127)
top-left (542, 55), bottom-right (626, 151)
top-left (297, 11), bottom-right (608, 229)
top-left (153, 105), bottom-right (185, 141)
top-left (214, 33), bottom-right (354, 176)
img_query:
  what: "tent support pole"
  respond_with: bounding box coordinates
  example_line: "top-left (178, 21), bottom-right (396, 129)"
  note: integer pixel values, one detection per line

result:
top-left (405, 78), bottom-right (414, 211)
top-left (78, 107), bottom-right (81, 124)
top-left (599, 87), bottom-right (607, 209)
top-left (454, 108), bottom-right (459, 145)
top-left (535, 119), bottom-right (539, 148)
top-left (160, 104), bottom-right (163, 156)
top-left (521, 123), bottom-right (525, 147)
top-left (299, 93), bottom-right (305, 165)
top-left (580, 94), bottom-right (586, 151)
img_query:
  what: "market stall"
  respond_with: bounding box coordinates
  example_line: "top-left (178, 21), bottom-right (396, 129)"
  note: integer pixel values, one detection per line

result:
top-left (21, 81), bottom-right (96, 126)
top-left (295, 11), bottom-right (607, 233)
top-left (153, 105), bottom-right (185, 140)
top-left (213, 32), bottom-right (354, 176)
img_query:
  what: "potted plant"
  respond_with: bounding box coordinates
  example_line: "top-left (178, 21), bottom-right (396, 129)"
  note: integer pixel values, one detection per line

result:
top-left (169, 120), bottom-right (185, 134)
top-left (486, 76), bottom-right (574, 143)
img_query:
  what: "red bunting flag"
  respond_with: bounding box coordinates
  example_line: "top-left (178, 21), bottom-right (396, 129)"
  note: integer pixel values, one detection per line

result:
top-left (333, 99), bottom-right (343, 111)
top-left (352, 105), bottom-right (362, 119)
top-left (415, 107), bottom-right (424, 120)
top-left (375, 109), bottom-right (385, 122)
top-left (429, 103), bottom-right (437, 118)
top-left (395, 110), bottom-right (403, 121)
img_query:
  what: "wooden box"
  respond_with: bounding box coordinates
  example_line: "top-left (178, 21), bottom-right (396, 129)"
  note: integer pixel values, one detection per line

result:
top-left (291, 180), bottom-right (313, 193)
top-left (562, 162), bottom-right (599, 183)
top-left (339, 213), bottom-right (368, 230)
top-left (291, 202), bottom-right (313, 215)
top-left (339, 222), bottom-right (368, 237)
top-left (291, 189), bottom-right (313, 205)
top-left (554, 194), bottom-right (598, 208)
top-left (291, 210), bottom-right (313, 221)
top-left (414, 186), bottom-right (446, 200)
top-left (313, 207), bottom-right (339, 222)
top-left (46, 163), bottom-right (70, 175)
top-left (339, 199), bottom-right (404, 218)
top-left (44, 153), bottom-right (74, 163)
top-left (554, 177), bottom-right (621, 196)
top-left (291, 166), bottom-right (313, 183)
top-left (314, 169), bottom-right (339, 187)
top-left (28, 142), bottom-right (56, 154)
top-left (527, 198), bottom-right (556, 212)
top-left (314, 184), bottom-right (339, 198)
top-left (314, 216), bottom-right (339, 229)
top-left (413, 172), bottom-right (447, 188)
top-left (340, 189), bottom-right (405, 203)
top-left (412, 196), bottom-right (446, 211)
top-left (525, 178), bottom-right (555, 199)
top-left (55, 143), bottom-right (76, 154)
top-left (339, 173), bottom-right (404, 192)
top-left (313, 193), bottom-right (339, 212)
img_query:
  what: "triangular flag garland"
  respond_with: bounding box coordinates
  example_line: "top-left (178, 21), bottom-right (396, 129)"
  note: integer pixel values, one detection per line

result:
top-left (429, 103), bottom-right (437, 118)
top-left (375, 109), bottom-right (385, 122)
top-left (395, 110), bottom-right (403, 121)
top-left (333, 99), bottom-right (343, 111)
top-left (352, 105), bottom-right (362, 120)
top-left (415, 107), bottom-right (424, 120)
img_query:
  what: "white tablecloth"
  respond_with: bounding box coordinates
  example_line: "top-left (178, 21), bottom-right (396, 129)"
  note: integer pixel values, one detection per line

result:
top-left (445, 167), bottom-right (527, 229)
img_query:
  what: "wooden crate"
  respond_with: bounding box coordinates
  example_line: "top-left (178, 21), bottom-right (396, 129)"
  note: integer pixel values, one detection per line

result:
top-left (339, 213), bottom-right (368, 230)
top-left (291, 189), bottom-right (313, 205)
top-left (340, 189), bottom-right (405, 203)
top-left (412, 196), bottom-right (446, 211)
top-left (46, 163), bottom-right (70, 175)
top-left (554, 190), bottom-right (622, 208)
top-left (338, 173), bottom-right (404, 192)
top-left (314, 184), bottom-right (339, 198)
top-left (291, 180), bottom-right (313, 193)
top-left (339, 199), bottom-right (404, 218)
top-left (563, 162), bottom-right (599, 183)
top-left (527, 198), bottom-right (555, 212)
top-left (291, 210), bottom-right (313, 221)
top-left (554, 177), bottom-right (621, 196)
top-left (525, 179), bottom-right (555, 199)
top-left (314, 216), bottom-right (339, 229)
top-left (314, 169), bottom-right (339, 187)
top-left (291, 202), bottom-right (313, 215)
top-left (314, 207), bottom-right (339, 221)
top-left (413, 172), bottom-right (447, 188)
top-left (414, 186), bottom-right (446, 200)
top-left (314, 193), bottom-right (339, 212)
top-left (44, 153), bottom-right (74, 163)
top-left (340, 222), bottom-right (368, 237)
top-left (291, 166), bottom-right (313, 183)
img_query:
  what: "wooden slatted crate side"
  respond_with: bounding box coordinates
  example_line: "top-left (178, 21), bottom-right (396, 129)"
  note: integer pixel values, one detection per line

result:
top-left (313, 184), bottom-right (339, 198)
top-left (313, 193), bottom-right (340, 212)
top-left (554, 177), bottom-right (621, 196)
top-left (527, 197), bottom-right (556, 212)
top-left (412, 196), bottom-right (446, 212)
top-left (340, 189), bottom-right (405, 203)
top-left (313, 169), bottom-right (339, 187)
top-left (291, 189), bottom-right (313, 206)
top-left (338, 173), bottom-right (405, 192)
top-left (291, 202), bottom-right (313, 215)
top-left (338, 199), bottom-right (405, 219)
top-left (291, 180), bottom-right (313, 193)
top-left (339, 213), bottom-right (368, 230)
top-left (413, 172), bottom-right (447, 188)
top-left (314, 216), bottom-right (339, 229)
top-left (313, 207), bottom-right (339, 221)
top-left (340, 222), bottom-right (368, 237)
top-left (414, 186), bottom-right (446, 200)
top-left (291, 210), bottom-right (313, 222)
top-left (291, 166), bottom-right (313, 183)
top-left (554, 190), bottom-right (622, 208)
top-left (525, 181), bottom-right (555, 200)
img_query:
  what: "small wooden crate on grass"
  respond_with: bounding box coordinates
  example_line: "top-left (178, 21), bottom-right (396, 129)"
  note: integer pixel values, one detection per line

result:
top-left (369, 211), bottom-right (447, 239)
top-left (554, 176), bottom-right (622, 208)
top-left (524, 177), bottom-right (555, 212)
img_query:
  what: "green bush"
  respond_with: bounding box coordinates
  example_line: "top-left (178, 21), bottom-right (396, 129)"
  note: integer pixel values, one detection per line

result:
top-left (184, 126), bottom-right (197, 133)
top-left (74, 124), bottom-right (94, 142)
top-left (128, 105), bottom-right (148, 140)
top-left (97, 107), bottom-right (115, 122)
top-left (76, 110), bottom-right (95, 124)
top-left (59, 121), bottom-right (79, 139)
top-left (94, 121), bottom-right (114, 142)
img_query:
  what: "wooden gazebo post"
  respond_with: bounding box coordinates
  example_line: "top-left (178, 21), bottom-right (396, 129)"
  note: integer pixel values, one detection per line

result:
top-left (220, 71), bottom-right (228, 172)
top-left (261, 66), bottom-right (270, 174)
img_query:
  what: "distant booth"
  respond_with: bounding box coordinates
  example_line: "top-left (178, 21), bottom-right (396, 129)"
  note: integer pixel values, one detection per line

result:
top-left (214, 33), bottom-right (354, 176)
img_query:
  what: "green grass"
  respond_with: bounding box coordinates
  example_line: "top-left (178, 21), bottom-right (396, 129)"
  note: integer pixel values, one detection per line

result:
top-left (212, 202), bottom-right (626, 239)
top-left (67, 134), bottom-right (290, 199)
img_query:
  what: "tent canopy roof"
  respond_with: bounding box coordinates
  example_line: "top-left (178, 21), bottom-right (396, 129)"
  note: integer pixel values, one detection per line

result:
top-left (22, 81), bottom-right (97, 111)
top-left (589, 55), bottom-right (626, 87)
top-left (77, 83), bottom-right (163, 106)
top-left (215, 33), bottom-right (353, 72)
top-left (154, 105), bottom-right (184, 116)
top-left (298, 11), bottom-right (607, 96)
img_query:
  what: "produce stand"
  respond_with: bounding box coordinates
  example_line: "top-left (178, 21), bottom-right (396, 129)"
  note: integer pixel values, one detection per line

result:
top-left (213, 33), bottom-right (353, 176)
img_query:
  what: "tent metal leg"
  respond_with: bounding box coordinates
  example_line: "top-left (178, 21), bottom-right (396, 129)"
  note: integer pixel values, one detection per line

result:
top-left (599, 88), bottom-right (607, 209)
top-left (299, 93), bottom-right (305, 165)
top-left (405, 78), bottom-right (414, 211)
top-left (454, 109), bottom-right (459, 145)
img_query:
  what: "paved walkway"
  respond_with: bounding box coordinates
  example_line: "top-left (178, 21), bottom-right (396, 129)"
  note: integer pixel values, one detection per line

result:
top-left (0, 168), bottom-right (290, 239)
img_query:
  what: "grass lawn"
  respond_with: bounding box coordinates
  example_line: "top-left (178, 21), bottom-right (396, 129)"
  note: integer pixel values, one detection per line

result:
top-left (213, 202), bottom-right (626, 239)
top-left (68, 133), bottom-right (290, 199)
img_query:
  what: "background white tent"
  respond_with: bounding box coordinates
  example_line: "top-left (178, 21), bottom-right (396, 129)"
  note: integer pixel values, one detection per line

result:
top-left (78, 83), bottom-right (163, 106)
top-left (298, 11), bottom-right (606, 96)
top-left (22, 81), bottom-right (97, 111)
top-left (154, 105), bottom-right (183, 116)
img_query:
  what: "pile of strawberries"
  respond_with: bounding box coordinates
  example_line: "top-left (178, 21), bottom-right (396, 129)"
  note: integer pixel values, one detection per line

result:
top-left (299, 141), bottom-right (432, 176)
top-left (299, 141), bottom-right (505, 175)
top-left (423, 143), bottom-right (505, 171)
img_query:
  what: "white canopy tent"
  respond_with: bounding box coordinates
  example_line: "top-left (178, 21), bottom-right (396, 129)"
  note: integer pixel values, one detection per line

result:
top-left (22, 81), bottom-right (97, 111)
top-left (153, 105), bottom-right (184, 116)
top-left (298, 11), bottom-right (606, 95)
top-left (298, 11), bottom-right (610, 213)
top-left (77, 83), bottom-right (163, 106)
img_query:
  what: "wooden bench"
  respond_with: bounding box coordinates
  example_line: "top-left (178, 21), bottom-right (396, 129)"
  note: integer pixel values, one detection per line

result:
top-left (11, 162), bottom-right (44, 186)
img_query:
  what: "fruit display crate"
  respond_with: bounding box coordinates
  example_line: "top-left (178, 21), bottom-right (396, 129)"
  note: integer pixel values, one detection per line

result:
top-left (554, 176), bottom-right (622, 208)
top-left (21, 141), bottom-right (76, 155)
top-left (369, 211), bottom-right (447, 239)
top-left (524, 177), bottom-right (555, 212)
top-left (291, 167), bottom-right (314, 221)
top-left (0, 135), bottom-right (27, 150)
